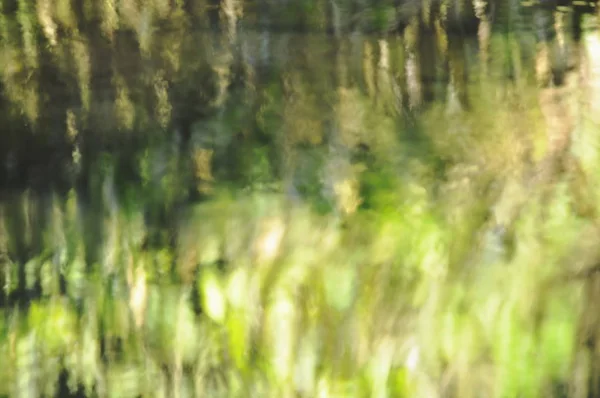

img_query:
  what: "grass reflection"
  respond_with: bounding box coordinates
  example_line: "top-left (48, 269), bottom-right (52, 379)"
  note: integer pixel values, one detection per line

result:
top-left (0, 167), bottom-right (592, 396)
top-left (0, 1), bottom-right (600, 397)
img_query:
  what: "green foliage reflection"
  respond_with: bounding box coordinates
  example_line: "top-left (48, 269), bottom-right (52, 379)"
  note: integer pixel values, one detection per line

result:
top-left (1, 1), bottom-right (600, 397)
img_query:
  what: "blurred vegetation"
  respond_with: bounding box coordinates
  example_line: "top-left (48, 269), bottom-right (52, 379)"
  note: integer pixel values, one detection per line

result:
top-left (1, 0), bottom-right (600, 397)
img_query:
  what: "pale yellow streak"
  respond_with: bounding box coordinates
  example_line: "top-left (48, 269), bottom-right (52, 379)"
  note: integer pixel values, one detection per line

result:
top-left (113, 74), bottom-right (135, 131)
top-left (334, 178), bottom-right (361, 215)
top-left (363, 40), bottom-right (375, 98)
top-left (66, 109), bottom-right (78, 142)
top-left (72, 37), bottom-right (91, 112)
top-left (153, 71), bottom-right (172, 128)
top-left (255, 217), bottom-right (286, 264)
top-left (55, 0), bottom-right (77, 30)
top-left (37, 0), bottom-right (57, 45)
top-left (129, 266), bottom-right (147, 328)
top-left (101, 0), bottom-right (118, 40)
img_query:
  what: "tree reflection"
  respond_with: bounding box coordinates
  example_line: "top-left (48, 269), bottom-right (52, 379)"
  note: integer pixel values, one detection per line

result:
top-left (1, 1), bottom-right (600, 397)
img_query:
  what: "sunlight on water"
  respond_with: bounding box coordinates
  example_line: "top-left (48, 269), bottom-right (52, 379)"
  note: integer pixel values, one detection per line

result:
top-left (1, 1), bottom-right (600, 397)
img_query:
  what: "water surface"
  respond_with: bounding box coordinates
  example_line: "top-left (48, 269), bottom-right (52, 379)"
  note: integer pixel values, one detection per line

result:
top-left (1, 1), bottom-right (600, 397)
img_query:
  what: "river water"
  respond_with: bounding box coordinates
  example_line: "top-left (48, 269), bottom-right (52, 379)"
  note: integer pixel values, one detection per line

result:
top-left (1, 1), bottom-right (600, 397)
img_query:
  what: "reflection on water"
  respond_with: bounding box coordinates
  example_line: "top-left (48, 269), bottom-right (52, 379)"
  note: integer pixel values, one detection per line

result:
top-left (2, 1), bottom-right (600, 397)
